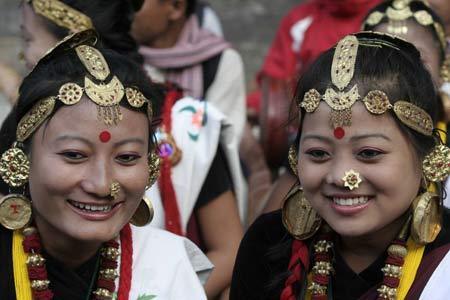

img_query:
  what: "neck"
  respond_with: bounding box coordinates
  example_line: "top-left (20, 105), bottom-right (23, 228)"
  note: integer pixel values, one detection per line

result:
top-left (147, 18), bottom-right (186, 49)
top-left (34, 216), bottom-right (102, 269)
top-left (337, 213), bottom-right (409, 273)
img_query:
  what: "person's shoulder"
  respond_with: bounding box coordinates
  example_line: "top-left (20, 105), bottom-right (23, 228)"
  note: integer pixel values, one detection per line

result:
top-left (244, 210), bottom-right (287, 247)
top-left (219, 48), bottom-right (243, 66)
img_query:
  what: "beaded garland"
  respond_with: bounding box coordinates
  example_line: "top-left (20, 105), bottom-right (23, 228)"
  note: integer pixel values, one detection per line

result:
top-left (21, 224), bottom-right (132, 300)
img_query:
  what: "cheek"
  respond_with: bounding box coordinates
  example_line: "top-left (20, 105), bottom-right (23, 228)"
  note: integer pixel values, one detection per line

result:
top-left (120, 164), bottom-right (148, 196)
top-left (298, 158), bottom-right (325, 190)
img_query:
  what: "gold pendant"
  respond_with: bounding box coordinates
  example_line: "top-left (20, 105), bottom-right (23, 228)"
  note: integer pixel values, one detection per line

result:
top-left (0, 194), bottom-right (32, 230)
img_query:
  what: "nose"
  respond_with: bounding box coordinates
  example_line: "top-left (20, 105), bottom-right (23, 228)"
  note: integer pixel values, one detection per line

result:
top-left (80, 158), bottom-right (112, 199)
top-left (325, 157), bottom-right (358, 189)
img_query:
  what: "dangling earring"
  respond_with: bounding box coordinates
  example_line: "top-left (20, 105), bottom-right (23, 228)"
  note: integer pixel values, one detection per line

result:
top-left (146, 151), bottom-right (160, 190)
top-left (282, 185), bottom-right (322, 240)
top-left (0, 142), bottom-right (32, 230)
top-left (288, 145), bottom-right (298, 176)
top-left (410, 191), bottom-right (441, 245)
top-left (130, 196), bottom-right (154, 226)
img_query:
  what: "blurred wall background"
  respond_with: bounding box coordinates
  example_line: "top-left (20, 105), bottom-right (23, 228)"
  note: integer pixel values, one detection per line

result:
top-left (0, 0), bottom-right (300, 117)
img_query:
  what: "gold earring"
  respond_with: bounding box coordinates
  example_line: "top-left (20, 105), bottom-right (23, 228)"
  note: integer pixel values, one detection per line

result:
top-left (282, 185), bottom-right (322, 240)
top-left (146, 151), bottom-right (160, 189)
top-left (342, 169), bottom-right (362, 190)
top-left (130, 196), bottom-right (154, 227)
top-left (422, 144), bottom-right (450, 183)
top-left (109, 181), bottom-right (120, 200)
top-left (0, 143), bottom-right (30, 188)
top-left (411, 191), bottom-right (441, 245)
top-left (0, 194), bottom-right (32, 230)
top-left (288, 145), bottom-right (298, 176)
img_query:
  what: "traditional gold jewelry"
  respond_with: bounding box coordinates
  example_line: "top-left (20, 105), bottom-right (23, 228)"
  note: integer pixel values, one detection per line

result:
top-left (16, 97), bottom-right (56, 142)
top-left (0, 144), bottom-right (30, 188)
top-left (299, 34), bottom-right (435, 137)
top-left (422, 144), bottom-right (450, 182)
top-left (130, 197), bottom-right (154, 226)
top-left (146, 151), bottom-right (161, 189)
top-left (441, 55), bottom-right (450, 83)
top-left (288, 145), bottom-right (298, 176)
top-left (109, 181), bottom-right (121, 201)
top-left (28, 0), bottom-right (93, 33)
top-left (411, 192), bottom-right (441, 244)
top-left (0, 194), bottom-right (32, 230)
top-left (363, 0), bottom-right (446, 51)
top-left (282, 185), bottom-right (322, 240)
top-left (342, 169), bottom-right (362, 190)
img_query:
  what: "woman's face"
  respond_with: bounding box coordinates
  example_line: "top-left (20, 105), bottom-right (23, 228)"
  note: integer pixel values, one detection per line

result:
top-left (21, 4), bottom-right (59, 69)
top-left (298, 102), bottom-right (422, 238)
top-left (375, 21), bottom-right (442, 86)
top-left (29, 99), bottom-right (149, 243)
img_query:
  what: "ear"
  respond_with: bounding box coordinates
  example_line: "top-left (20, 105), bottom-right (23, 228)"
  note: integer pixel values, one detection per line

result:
top-left (167, 0), bottom-right (187, 21)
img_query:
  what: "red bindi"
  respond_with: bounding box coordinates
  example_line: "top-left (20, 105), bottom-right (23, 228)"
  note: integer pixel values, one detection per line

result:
top-left (334, 127), bottom-right (345, 139)
top-left (99, 131), bottom-right (111, 143)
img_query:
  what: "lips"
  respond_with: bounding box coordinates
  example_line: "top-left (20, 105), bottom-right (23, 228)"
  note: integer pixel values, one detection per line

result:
top-left (67, 199), bottom-right (123, 221)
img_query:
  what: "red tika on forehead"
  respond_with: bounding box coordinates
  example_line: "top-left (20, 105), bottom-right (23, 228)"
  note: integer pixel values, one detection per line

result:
top-left (99, 131), bottom-right (111, 143)
top-left (334, 127), bottom-right (345, 139)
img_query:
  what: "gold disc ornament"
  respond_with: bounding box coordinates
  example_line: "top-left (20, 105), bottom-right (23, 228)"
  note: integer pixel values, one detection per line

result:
top-left (0, 194), bottom-right (32, 230)
top-left (282, 186), bottom-right (322, 240)
top-left (130, 197), bottom-right (154, 227)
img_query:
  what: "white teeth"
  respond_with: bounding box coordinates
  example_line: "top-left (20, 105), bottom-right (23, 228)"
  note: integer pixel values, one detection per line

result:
top-left (70, 201), bottom-right (112, 212)
top-left (333, 196), bottom-right (369, 206)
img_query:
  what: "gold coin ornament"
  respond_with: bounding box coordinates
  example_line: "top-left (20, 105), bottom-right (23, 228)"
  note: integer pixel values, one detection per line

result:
top-left (0, 194), bottom-right (32, 230)
top-left (0, 147), bottom-right (30, 187)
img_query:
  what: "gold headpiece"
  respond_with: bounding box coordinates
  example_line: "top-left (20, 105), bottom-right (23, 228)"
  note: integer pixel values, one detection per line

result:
top-left (363, 0), bottom-right (446, 52)
top-left (298, 33), bottom-right (450, 184)
top-left (27, 0), bottom-right (93, 33)
top-left (299, 34), bottom-right (433, 136)
top-left (0, 30), bottom-right (154, 189)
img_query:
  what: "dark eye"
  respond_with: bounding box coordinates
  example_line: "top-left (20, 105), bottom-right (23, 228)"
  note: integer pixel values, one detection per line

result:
top-left (116, 154), bottom-right (141, 164)
top-left (305, 149), bottom-right (330, 161)
top-left (59, 151), bottom-right (86, 162)
top-left (357, 148), bottom-right (383, 160)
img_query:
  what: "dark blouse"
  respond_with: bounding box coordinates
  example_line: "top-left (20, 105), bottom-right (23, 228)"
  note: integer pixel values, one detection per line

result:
top-left (230, 209), bottom-right (450, 300)
top-left (0, 226), bottom-right (100, 300)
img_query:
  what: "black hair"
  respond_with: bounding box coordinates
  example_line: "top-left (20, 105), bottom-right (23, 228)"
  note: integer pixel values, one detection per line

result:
top-left (0, 46), bottom-right (164, 194)
top-left (27, 0), bottom-right (143, 64)
top-left (363, 0), bottom-right (446, 62)
top-left (186, 0), bottom-right (197, 17)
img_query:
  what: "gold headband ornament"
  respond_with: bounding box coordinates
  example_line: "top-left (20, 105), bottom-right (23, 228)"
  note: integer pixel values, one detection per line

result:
top-left (363, 0), bottom-right (446, 52)
top-left (299, 33), bottom-right (450, 185)
top-left (0, 30), bottom-right (153, 189)
top-left (26, 0), bottom-right (93, 33)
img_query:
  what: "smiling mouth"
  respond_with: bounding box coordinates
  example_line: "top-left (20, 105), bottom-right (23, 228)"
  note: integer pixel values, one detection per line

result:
top-left (68, 200), bottom-right (115, 213)
top-left (332, 196), bottom-right (369, 206)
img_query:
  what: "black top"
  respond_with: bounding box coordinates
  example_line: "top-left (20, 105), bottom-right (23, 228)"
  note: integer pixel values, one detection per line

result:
top-left (230, 209), bottom-right (450, 300)
top-left (0, 225), bottom-right (100, 300)
top-left (196, 145), bottom-right (233, 208)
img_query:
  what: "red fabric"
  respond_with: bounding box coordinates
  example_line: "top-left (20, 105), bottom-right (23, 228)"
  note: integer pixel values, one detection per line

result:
top-left (260, 0), bottom-right (381, 81)
top-left (118, 224), bottom-right (132, 300)
top-left (158, 89), bottom-right (184, 236)
top-left (280, 240), bottom-right (309, 300)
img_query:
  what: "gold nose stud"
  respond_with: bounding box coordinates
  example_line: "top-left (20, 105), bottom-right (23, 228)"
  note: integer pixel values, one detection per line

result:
top-left (342, 169), bottom-right (362, 190)
top-left (109, 181), bottom-right (121, 200)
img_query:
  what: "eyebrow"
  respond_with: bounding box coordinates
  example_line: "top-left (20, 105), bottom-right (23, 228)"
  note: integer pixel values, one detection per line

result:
top-left (301, 133), bottom-right (391, 143)
top-left (54, 136), bottom-right (146, 147)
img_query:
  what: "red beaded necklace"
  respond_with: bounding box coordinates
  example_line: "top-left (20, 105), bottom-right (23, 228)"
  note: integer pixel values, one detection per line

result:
top-left (21, 223), bottom-right (133, 300)
top-left (308, 227), bottom-right (409, 300)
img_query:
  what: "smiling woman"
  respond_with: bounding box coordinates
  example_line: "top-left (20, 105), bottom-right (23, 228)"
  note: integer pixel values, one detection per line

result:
top-left (230, 32), bottom-right (450, 299)
top-left (0, 30), bottom-right (211, 300)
